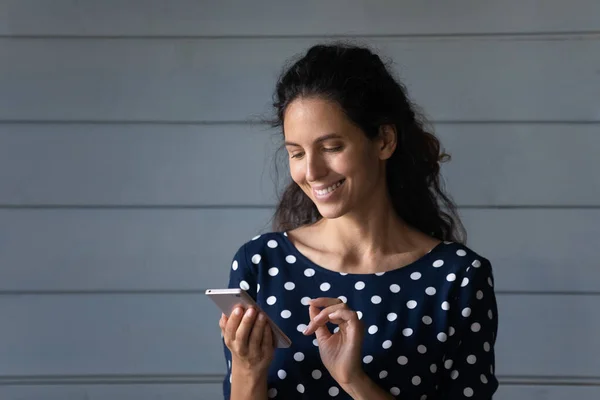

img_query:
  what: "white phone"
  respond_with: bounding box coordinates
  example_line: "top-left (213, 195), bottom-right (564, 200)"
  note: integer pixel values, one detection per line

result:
top-left (205, 288), bottom-right (292, 348)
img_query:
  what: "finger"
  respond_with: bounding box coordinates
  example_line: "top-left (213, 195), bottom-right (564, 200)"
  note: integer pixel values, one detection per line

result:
top-left (328, 308), bottom-right (360, 325)
top-left (235, 307), bottom-right (258, 346)
top-left (219, 314), bottom-right (228, 337)
top-left (249, 312), bottom-right (267, 349)
top-left (303, 303), bottom-right (347, 336)
top-left (219, 313), bottom-right (229, 328)
top-left (309, 297), bottom-right (343, 308)
top-left (307, 304), bottom-right (332, 340)
top-left (261, 320), bottom-right (275, 353)
top-left (224, 306), bottom-right (244, 342)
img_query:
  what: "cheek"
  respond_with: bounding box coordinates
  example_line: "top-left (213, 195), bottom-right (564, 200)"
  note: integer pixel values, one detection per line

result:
top-left (334, 149), bottom-right (367, 176)
top-left (343, 150), bottom-right (379, 183)
top-left (289, 162), bottom-right (305, 184)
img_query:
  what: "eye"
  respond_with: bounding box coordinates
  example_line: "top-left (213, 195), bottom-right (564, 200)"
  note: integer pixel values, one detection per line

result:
top-left (290, 152), bottom-right (305, 159)
top-left (324, 146), bottom-right (343, 152)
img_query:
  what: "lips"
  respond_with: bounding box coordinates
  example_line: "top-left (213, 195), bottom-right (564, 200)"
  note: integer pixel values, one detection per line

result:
top-left (313, 179), bottom-right (345, 197)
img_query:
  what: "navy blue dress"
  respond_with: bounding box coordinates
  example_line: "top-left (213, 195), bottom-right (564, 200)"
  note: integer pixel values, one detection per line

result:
top-left (222, 232), bottom-right (499, 399)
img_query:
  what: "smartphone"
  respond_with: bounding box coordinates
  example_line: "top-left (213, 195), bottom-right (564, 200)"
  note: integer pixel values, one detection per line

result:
top-left (205, 288), bottom-right (292, 348)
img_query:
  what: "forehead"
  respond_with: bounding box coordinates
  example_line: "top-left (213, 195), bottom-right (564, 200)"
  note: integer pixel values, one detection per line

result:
top-left (283, 97), bottom-right (357, 143)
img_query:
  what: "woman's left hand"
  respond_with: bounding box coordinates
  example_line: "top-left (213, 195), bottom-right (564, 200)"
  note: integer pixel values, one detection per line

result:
top-left (303, 297), bottom-right (365, 386)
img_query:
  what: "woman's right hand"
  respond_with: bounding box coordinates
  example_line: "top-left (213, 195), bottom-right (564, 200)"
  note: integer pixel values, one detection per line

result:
top-left (220, 306), bottom-right (275, 376)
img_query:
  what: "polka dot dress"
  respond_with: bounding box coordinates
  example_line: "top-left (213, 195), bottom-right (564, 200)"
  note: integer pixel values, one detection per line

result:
top-left (222, 232), bottom-right (499, 399)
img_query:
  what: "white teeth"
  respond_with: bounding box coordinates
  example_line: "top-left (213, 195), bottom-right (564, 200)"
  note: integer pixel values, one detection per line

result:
top-left (315, 180), bottom-right (343, 196)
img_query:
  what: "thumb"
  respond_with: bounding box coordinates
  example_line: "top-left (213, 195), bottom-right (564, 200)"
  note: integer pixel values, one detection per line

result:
top-left (309, 305), bottom-right (332, 341)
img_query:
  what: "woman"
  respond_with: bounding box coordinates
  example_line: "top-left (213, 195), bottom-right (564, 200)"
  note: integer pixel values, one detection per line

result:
top-left (218, 43), bottom-right (499, 400)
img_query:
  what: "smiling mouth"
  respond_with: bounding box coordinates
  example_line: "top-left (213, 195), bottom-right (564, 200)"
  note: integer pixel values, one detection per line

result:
top-left (314, 179), bottom-right (345, 196)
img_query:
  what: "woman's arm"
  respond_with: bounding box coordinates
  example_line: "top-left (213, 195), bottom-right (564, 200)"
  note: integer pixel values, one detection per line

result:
top-left (223, 307), bottom-right (274, 400)
top-left (221, 243), bottom-right (274, 400)
top-left (340, 372), bottom-right (395, 400)
top-left (303, 298), bottom-right (396, 400)
top-left (230, 367), bottom-right (268, 400)
top-left (438, 257), bottom-right (499, 399)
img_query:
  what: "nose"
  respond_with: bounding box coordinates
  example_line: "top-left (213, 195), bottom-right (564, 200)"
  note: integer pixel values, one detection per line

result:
top-left (305, 153), bottom-right (327, 183)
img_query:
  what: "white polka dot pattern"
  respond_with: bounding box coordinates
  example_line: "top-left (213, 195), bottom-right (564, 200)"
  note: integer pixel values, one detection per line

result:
top-left (222, 233), bottom-right (499, 399)
top-left (411, 272), bottom-right (422, 280)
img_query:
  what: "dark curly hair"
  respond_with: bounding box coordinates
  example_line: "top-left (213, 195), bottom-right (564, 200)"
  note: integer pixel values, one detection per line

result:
top-left (268, 42), bottom-right (466, 244)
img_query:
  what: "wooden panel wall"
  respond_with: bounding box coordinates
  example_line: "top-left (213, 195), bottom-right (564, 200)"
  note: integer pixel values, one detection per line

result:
top-left (1, 1), bottom-right (598, 398)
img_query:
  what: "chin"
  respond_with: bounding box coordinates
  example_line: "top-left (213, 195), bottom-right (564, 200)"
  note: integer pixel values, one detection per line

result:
top-left (315, 203), bottom-right (349, 220)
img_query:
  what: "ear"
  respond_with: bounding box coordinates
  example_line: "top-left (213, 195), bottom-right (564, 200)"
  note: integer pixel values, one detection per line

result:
top-left (377, 124), bottom-right (397, 160)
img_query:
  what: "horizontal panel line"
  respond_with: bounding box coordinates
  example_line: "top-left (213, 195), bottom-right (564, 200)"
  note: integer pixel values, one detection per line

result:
top-left (0, 120), bottom-right (265, 126)
top-left (0, 374), bottom-right (223, 386)
top-left (1, 31), bottom-right (600, 40)
top-left (1, 374), bottom-right (600, 386)
top-left (0, 204), bottom-right (276, 210)
top-left (1, 120), bottom-right (599, 126)
top-left (501, 375), bottom-right (600, 387)
top-left (0, 289), bottom-right (597, 296)
top-left (0, 205), bottom-right (599, 210)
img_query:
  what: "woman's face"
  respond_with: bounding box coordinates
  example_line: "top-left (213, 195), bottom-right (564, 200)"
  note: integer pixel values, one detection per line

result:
top-left (283, 96), bottom-right (391, 220)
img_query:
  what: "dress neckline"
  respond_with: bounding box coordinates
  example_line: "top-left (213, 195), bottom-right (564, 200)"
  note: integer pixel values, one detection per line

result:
top-left (278, 231), bottom-right (446, 277)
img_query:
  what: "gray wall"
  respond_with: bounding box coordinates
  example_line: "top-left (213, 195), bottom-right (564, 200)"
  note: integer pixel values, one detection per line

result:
top-left (1, 1), bottom-right (599, 398)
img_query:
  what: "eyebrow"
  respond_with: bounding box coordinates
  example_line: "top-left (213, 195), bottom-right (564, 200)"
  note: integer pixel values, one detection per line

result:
top-left (284, 133), bottom-right (343, 147)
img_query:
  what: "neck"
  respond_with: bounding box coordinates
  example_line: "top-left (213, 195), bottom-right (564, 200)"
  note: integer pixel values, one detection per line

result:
top-left (317, 182), bottom-right (421, 263)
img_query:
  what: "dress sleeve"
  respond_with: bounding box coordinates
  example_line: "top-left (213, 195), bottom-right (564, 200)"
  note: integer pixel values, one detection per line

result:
top-left (226, 242), bottom-right (259, 300)
top-left (439, 258), bottom-right (499, 399)
top-left (221, 242), bottom-right (259, 400)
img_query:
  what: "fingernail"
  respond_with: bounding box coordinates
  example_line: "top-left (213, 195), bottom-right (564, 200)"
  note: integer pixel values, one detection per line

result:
top-left (246, 308), bottom-right (255, 317)
top-left (234, 307), bottom-right (242, 315)
top-left (258, 313), bottom-right (265, 321)
top-left (302, 327), bottom-right (308, 335)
